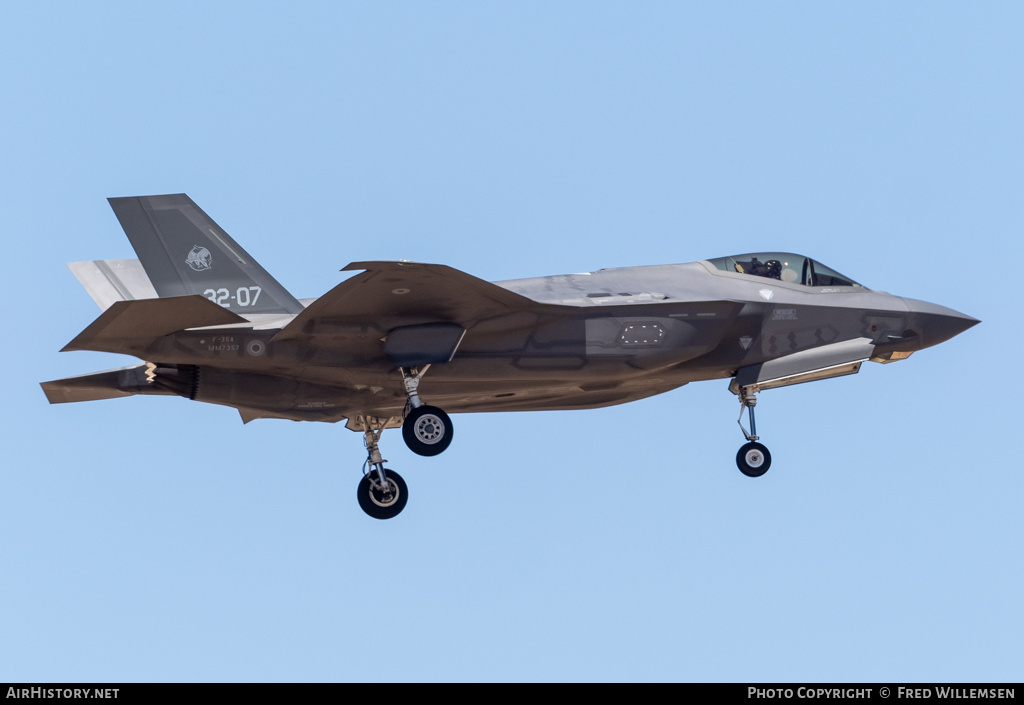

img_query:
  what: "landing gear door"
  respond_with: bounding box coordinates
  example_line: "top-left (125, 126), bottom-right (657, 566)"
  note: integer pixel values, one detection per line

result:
top-left (730, 337), bottom-right (875, 394)
top-left (384, 323), bottom-right (467, 367)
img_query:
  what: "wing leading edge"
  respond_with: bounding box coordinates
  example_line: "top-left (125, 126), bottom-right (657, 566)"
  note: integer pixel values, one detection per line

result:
top-left (273, 260), bottom-right (567, 342)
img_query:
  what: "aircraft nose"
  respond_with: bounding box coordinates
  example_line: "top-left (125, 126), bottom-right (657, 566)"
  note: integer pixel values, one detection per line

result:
top-left (900, 297), bottom-right (980, 349)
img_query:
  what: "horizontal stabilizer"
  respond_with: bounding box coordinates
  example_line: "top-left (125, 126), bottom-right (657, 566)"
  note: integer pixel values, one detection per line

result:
top-left (274, 261), bottom-right (556, 342)
top-left (67, 259), bottom-right (158, 310)
top-left (63, 295), bottom-right (248, 355)
top-left (41, 364), bottom-right (170, 404)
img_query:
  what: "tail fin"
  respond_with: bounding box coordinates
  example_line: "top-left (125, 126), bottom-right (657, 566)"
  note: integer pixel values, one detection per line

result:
top-left (108, 194), bottom-right (304, 315)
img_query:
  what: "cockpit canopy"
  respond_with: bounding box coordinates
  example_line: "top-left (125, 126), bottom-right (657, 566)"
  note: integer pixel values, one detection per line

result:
top-left (707, 253), bottom-right (863, 288)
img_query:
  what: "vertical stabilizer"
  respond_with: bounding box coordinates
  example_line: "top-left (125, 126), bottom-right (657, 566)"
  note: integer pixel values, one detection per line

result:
top-left (108, 194), bottom-right (304, 315)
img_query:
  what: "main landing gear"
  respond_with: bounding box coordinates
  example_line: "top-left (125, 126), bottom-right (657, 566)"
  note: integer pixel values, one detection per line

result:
top-left (357, 425), bottom-right (408, 520)
top-left (354, 367), bottom-right (455, 519)
top-left (399, 366), bottom-right (454, 457)
top-left (735, 385), bottom-right (772, 478)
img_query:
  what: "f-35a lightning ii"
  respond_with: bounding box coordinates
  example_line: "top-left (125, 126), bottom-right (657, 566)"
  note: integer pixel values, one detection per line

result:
top-left (42, 194), bottom-right (978, 519)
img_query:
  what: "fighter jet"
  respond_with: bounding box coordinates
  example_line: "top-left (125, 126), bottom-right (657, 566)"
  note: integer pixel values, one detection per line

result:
top-left (42, 194), bottom-right (978, 519)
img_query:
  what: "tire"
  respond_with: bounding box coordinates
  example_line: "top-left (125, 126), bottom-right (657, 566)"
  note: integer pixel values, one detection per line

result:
top-left (402, 405), bottom-right (453, 457)
top-left (736, 442), bottom-right (771, 478)
top-left (357, 469), bottom-right (408, 519)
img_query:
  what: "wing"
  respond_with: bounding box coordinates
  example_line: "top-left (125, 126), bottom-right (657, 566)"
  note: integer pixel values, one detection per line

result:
top-left (273, 261), bottom-right (557, 342)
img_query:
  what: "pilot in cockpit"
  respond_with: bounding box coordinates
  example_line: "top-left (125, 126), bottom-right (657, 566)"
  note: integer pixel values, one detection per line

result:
top-left (742, 257), bottom-right (782, 280)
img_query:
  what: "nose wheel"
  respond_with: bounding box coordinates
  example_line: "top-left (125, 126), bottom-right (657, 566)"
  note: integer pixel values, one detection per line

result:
top-left (737, 441), bottom-right (771, 477)
top-left (734, 384), bottom-right (772, 477)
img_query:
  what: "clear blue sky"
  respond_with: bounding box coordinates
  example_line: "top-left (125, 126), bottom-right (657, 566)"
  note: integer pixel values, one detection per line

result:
top-left (2, 2), bottom-right (1019, 682)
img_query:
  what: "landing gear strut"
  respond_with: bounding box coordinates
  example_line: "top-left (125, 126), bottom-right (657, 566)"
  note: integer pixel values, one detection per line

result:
top-left (357, 424), bottom-right (408, 519)
top-left (399, 366), bottom-right (454, 457)
top-left (352, 364), bottom-right (455, 518)
top-left (735, 385), bottom-right (771, 477)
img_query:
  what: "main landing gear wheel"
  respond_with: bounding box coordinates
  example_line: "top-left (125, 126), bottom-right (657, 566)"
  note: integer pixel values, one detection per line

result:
top-left (736, 442), bottom-right (771, 478)
top-left (357, 469), bottom-right (408, 520)
top-left (402, 405), bottom-right (453, 457)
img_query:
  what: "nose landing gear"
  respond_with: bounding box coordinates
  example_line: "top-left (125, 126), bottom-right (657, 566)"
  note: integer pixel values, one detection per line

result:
top-left (735, 385), bottom-right (772, 477)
